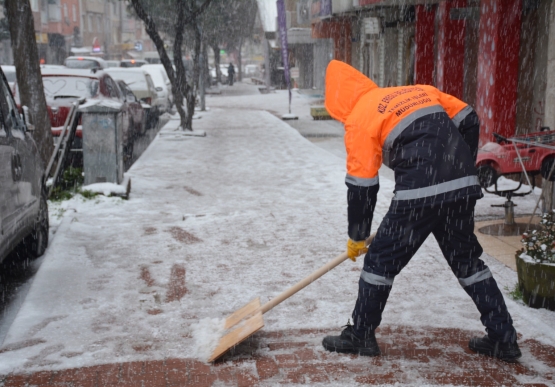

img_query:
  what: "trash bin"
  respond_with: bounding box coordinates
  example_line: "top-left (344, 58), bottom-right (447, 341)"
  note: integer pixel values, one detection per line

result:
top-left (79, 100), bottom-right (124, 186)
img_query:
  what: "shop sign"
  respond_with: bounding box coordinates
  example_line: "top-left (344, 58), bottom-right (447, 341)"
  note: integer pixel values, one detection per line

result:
top-left (35, 33), bottom-right (49, 44)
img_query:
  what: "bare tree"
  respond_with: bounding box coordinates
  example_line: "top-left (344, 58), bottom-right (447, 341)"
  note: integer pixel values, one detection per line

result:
top-left (5, 0), bottom-right (53, 165)
top-left (128, 0), bottom-right (213, 131)
top-left (201, 0), bottom-right (258, 83)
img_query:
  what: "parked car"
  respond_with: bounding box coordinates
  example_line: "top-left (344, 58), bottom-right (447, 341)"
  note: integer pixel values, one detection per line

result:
top-left (142, 64), bottom-right (172, 113)
top-left (476, 131), bottom-right (555, 188)
top-left (40, 64), bottom-right (65, 70)
top-left (1, 65), bottom-right (16, 90)
top-left (120, 59), bottom-right (147, 68)
top-left (116, 80), bottom-right (146, 137)
top-left (0, 66), bottom-right (48, 264)
top-left (106, 60), bottom-right (120, 68)
top-left (64, 56), bottom-right (108, 70)
top-left (14, 68), bottom-right (135, 161)
top-left (104, 67), bottom-right (160, 127)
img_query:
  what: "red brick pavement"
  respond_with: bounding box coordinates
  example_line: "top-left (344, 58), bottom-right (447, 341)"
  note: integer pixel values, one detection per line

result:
top-left (1, 326), bottom-right (554, 386)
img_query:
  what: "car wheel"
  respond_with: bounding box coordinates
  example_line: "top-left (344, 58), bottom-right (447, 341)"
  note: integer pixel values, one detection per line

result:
top-left (477, 165), bottom-right (498, 188)
top-left (541, 157), bottom-right (555, 181)
top-left (24, 188), bottom-right (49, 259)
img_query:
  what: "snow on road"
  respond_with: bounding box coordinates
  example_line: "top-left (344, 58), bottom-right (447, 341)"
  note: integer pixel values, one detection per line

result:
top-left (0, 87), bottom-right (553, 375)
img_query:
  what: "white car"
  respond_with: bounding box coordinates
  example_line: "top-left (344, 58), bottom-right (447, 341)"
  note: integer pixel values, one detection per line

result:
top-left (104, 67), bottom-right (160, 127)
top-left (64, 56), bottom-right (108, 70)
top-left (142, 64), bottom-right (173, 113)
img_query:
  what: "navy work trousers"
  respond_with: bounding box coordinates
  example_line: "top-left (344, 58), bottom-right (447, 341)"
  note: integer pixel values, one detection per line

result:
top-left (352, 198), bottom-right (517, 343)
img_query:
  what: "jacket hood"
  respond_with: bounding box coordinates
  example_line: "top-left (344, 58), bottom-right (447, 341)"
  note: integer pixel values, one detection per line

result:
top-left (324, 60), bottom-right (378, 123)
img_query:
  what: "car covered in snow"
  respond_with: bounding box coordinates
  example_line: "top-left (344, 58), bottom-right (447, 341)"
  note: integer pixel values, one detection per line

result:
top-left (64, 56), bottom-right (108, 70)
top-left (142, 64), bottom-right (172, 114)
top-left (115, 80), bottom-right (147, 137)
top-left (476, 131), bottom-right (555, 188)
top-left (104, 67), bottom-right (160, 127)
top-left (0, 66), bottom-right (48, 264)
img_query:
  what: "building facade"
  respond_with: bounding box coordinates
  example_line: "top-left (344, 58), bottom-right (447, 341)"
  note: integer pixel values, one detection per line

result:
top-left (12, 0), bottom-right (158, 65)
top-left (291, 0), bottom-right (555, 145)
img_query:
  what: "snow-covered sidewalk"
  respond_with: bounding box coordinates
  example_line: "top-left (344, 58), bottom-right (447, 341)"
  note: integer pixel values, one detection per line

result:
top-left (0, 86), bottom-right (554, 386)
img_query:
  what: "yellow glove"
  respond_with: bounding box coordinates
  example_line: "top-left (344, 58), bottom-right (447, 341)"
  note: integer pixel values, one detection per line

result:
top-left (347, 239), bottom-right (368, 262)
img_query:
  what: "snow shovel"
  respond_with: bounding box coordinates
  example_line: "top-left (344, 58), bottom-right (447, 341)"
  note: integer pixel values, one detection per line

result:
top-left (209, 234), bottom-right (375, 362)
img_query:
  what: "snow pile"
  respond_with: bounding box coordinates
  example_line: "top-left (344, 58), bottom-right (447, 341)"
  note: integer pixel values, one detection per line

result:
top-left (190, 317), bottom-right (225, 362)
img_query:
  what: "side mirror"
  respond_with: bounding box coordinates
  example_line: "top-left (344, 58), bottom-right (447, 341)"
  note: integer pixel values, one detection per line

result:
top-left (22, 105), bottom-right (35, 131)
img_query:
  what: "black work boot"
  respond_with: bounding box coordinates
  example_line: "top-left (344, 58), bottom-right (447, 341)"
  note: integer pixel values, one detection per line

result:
top-left (469, 335), bottom-right (522, 362)
top-left (322, 323), bottom-right (380, 356)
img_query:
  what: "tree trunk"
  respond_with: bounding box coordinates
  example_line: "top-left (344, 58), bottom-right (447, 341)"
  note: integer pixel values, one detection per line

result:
top-left (237, 37), bottom-right (243, 82)
top-left (172, 2), bottom-right (191, 130)
top-left (200, 40), bottom-right (207, 111)
top-left (5, 0), bottom-right (53, 167)
top-left (184, 23), bottom-right (202, 131)
top-left (203, 42), bottom-right (210, 88)
top-left (212, 44), bottom-right (222, 85)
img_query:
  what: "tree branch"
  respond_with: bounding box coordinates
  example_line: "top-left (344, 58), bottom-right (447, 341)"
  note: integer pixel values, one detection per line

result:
top-left (129, 0), bottom-right (176, 85)
top-left (183, 0), bottom-right (213, 24)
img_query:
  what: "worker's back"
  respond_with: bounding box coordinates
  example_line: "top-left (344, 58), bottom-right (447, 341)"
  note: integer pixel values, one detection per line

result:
top-left (325, 60), bottom-right (482, 206)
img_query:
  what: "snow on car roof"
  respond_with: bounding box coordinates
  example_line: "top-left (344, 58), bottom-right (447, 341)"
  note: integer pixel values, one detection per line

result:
top-left (40, 68), bottom-right (105, 78)
top-left (104, 67), bottom-right (146, 73)
top-left (65, 56), bottom-right (108, 64)
top-left (103, 67), bottom-right (148, 83)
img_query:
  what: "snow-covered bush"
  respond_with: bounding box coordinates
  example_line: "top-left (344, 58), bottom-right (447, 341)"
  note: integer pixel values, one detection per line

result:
top-left (517, 210), bottom-right (555, 264)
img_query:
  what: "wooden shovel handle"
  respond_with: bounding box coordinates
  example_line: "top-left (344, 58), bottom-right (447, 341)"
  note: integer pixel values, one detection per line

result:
top-left (260, 234), bottom-right (375, 314)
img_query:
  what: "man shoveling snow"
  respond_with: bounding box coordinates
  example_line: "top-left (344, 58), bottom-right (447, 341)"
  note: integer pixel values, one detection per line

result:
top-left (322, 60), bottom-right (521, 362)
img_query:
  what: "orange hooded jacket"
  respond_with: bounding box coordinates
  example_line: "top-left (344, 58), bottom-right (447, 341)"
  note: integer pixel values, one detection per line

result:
top-left (325, 60), bottom-right (472, 189)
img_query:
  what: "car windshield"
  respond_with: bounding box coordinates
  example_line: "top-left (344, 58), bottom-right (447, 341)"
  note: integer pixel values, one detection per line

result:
top-left (43, 76), bottom-right (99, 98)
top-left (108, 72), bottom-right (146, 89)
top-left (65, 58), bottom-right (101, 69)
top-left (3, 71), bottom-right (16, 83)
